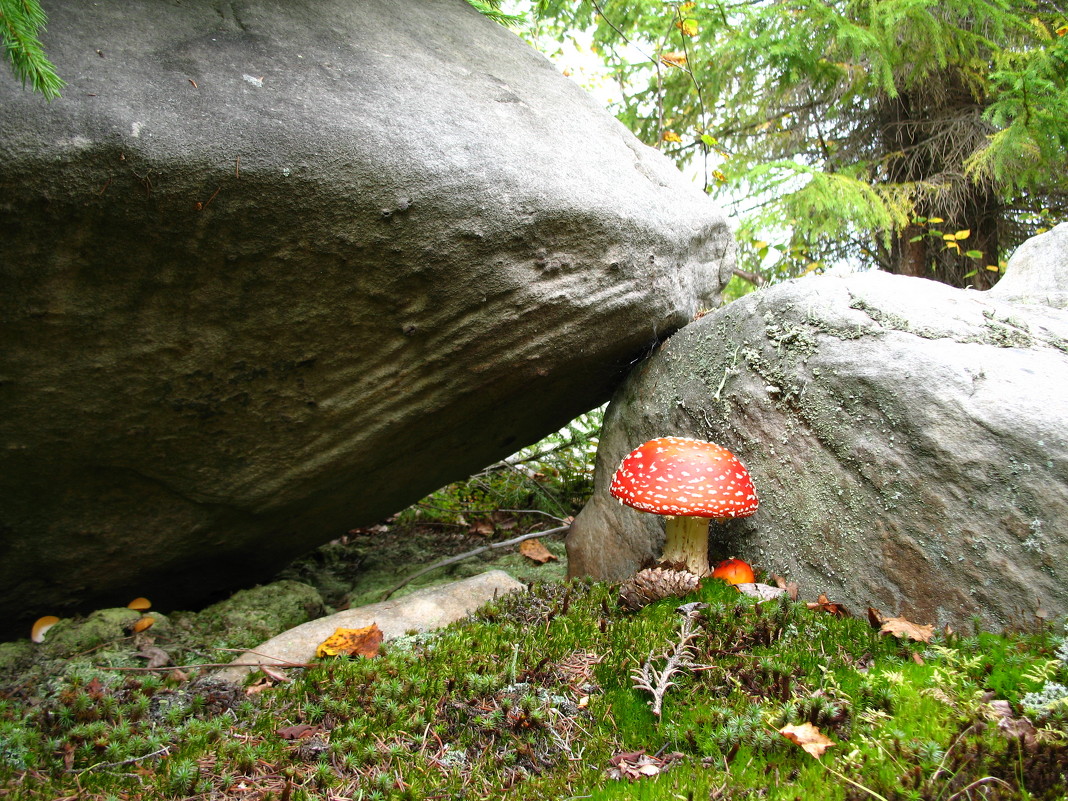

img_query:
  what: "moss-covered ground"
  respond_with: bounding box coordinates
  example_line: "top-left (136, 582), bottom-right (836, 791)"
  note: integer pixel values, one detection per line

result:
top-left (2, 572), bottom-right (1068, 800)
top-left (2, 414), bottom-right (1068, 799)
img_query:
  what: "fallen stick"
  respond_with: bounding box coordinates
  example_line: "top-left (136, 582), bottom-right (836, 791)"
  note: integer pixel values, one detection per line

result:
top-left (381, 524), bottom-right (570, 601)
top-left (100, 660), bottom-right (314, 672)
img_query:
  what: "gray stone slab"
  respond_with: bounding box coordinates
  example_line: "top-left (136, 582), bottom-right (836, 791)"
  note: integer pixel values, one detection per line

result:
top-left (215, 570), bottom-right (524, 681)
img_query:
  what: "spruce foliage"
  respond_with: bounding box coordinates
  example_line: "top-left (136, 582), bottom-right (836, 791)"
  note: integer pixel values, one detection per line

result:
top-left (531, 0), bottom-right (1068, 288)
top-left (0, 0), bottom-right (62, 99)
top-left (467, 0), bottom-right (527, 28)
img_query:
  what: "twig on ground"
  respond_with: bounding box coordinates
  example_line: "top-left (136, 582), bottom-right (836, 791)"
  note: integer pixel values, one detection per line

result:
top-left (100, 660), bottom-right (314, 672)
top-left (631, 606), bottom-right (703, 717)
top-left (380, 525), bottom-right (570, 601)
top-left (75, 745), bottom-right (171, 773)
top-left (945, 776), bottom-right (1013, 801)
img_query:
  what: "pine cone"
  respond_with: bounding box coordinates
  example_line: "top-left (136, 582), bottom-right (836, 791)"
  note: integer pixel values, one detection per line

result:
top-left (619, 567), bottom-right (701, 611)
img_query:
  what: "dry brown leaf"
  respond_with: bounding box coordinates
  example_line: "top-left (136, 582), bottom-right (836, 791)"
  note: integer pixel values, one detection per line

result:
top-left (245, 676), bottom-right (274, 695)
top-left (134, 645), bottom-right (171, 669)
top-left (771, 574), bottom-right (800, 601)
top-left (519, 538), bottom-right (557, 564)
top-left (806, 593), bottom-right (850, 617)
top-left (607, 749), bottom-right (683, 781)
top-left (988, 700), bottom-right (1039, 749)
top-left (316, 623), bottom-right (383, 658)
top-left (276, 723), bottom-right (319, 740)
top-left (998, 715), bottom-right (1038, 748)
top-left (59, 743), bottom-right (76, 772)
top-left (491, 511), bottom-right (518, 530)
top-left (779, 722), bottom-right (835, 758)
top-left (879, 616), bottom-right (934, 643)
top-left (469, 519), bottom-right (494, 537)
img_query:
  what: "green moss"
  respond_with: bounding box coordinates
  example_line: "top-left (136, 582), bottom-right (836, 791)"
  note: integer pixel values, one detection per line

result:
top-left (39, 608), bottom-right (143, 656)
top-left (172, 579), bottom-right (325, 652)
top-left (2, 576), bottom-right (1067, 799)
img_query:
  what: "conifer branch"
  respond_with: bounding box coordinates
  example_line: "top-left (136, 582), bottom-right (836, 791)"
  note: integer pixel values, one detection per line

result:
top-left (0, 0), bottom-right (63, 99)
top-left (465, 0), bottom-right (525, 29)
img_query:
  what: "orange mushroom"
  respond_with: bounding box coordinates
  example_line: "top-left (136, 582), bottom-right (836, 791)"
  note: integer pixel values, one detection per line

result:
top-left (711, 558), bottom-right (756, 585)
top-left (31, 615), bottom-right (60, 643)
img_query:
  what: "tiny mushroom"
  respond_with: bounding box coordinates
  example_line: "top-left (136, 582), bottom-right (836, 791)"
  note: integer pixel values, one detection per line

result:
top-left (31, 615), bottom-right (61, 643)
top-left (609, 436), bottom-right (759, 576)
top-left (711, 557), bottom-right (756, 585)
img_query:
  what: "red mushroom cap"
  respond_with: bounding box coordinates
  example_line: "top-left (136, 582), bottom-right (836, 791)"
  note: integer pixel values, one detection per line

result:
top-left (609, 436), bottom-right (759, 519)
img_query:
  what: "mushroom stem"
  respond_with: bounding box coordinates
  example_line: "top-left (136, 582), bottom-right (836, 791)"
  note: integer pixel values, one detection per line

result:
top-left (660, 515), bottom-right (712, 576)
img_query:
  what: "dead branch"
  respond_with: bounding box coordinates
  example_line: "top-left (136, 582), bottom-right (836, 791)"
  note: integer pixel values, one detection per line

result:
top-left (380, 524), bottom-right (570, 601)
top-left (631, 605), bottom-right (704, 717)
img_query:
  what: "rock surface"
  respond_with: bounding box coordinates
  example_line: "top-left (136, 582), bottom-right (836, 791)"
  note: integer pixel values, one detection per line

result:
top-left (987, 223), bottom-right (1068, 309)
top-left (215, 570), bottom-right (524, 682)
top-left (0, 0), bottom-right (731, 637)
top-left (567, 270), bottom-right (1068, 628)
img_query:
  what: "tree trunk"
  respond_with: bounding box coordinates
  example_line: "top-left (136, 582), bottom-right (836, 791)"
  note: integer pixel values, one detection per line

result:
top-left (878, 76), bottom-right (1002, 290)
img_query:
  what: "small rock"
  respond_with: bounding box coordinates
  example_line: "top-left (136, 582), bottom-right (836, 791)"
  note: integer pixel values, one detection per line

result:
top-left (214, 570), bottom-right (524, 682)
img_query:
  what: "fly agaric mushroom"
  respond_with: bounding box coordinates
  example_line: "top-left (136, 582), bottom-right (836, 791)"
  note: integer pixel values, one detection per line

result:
top-left (609, 436), bottom-right (759, 576)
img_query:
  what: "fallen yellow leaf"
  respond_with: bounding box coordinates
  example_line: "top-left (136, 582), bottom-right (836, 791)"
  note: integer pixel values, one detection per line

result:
top-left (316, 623), bottom-right (383, 658)
top-left (780, 722), bottom-right (835, 758)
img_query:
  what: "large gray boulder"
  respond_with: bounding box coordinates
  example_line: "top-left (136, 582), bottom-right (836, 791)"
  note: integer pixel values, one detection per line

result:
top-left (567, 269), bottom-right (1068, 629)
top-left (987, 223), bottom-right (1068, 309)
top-left (0, 0), bottom-right (732, 638)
